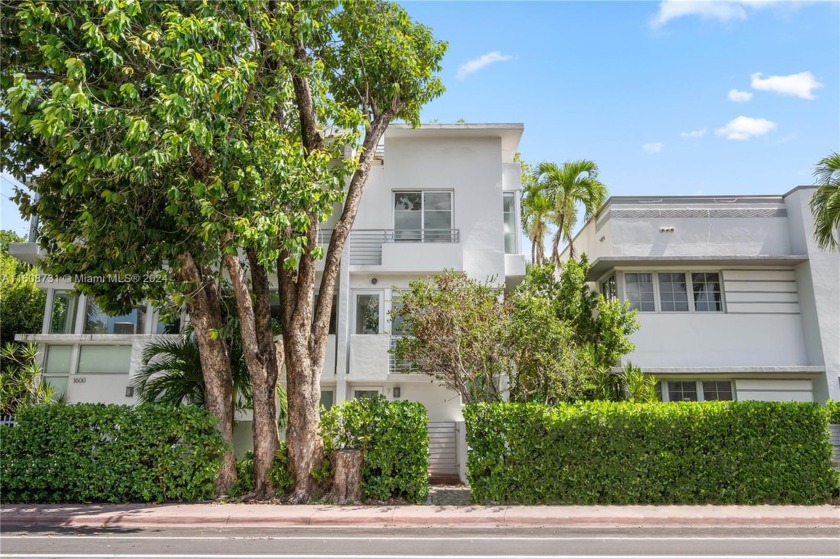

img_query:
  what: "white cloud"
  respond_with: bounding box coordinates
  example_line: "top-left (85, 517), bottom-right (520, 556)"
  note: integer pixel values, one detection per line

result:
top-left (643, 142), bottom-right (664, 154)
top-left (650, 1), bottom-right (796, 27)
top-left (728, 89), bottom-right (753, 102)
top-left (750, 71), bottom-right (823, 99)
top-left (715, 116), bottom-right (777, 140)
top-left (456, 51), bottom-right (512, 79)
top-left (680, 128), bottom-right (707, 138)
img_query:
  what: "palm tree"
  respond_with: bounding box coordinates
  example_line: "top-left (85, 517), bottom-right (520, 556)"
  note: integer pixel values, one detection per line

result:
top-left (133, 333), bottom-right (253, 420)
top-left (811, 152), bottom-right (840, 250)
top-left (536, 160), bottom-right (607, 264)
top-left (520, 181), bottom-right (552, 265)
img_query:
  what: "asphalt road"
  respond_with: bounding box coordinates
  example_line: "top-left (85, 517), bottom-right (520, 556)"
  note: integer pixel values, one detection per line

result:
top-left (1, 526), bottom-right (838, 559)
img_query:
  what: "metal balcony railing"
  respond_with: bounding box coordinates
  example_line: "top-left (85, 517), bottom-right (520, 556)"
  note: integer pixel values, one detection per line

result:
top-left (389, 336), bottom-right (418, 374)
top-left (349, 229), bottom-right (460, 265)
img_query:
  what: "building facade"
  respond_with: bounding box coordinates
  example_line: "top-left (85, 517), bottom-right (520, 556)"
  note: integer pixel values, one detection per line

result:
top-left (10, 123), bottom-right (526, 477)
top-left (561, 187), bottom-right (839, 404)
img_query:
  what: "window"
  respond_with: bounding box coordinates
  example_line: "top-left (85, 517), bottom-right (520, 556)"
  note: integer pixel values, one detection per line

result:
top-left (503, 192), bottom-right (516, 254)
top-left (155, 313), bottom-right (181, 334)
top-left (702, 381), bottom-right (733, 401)
top-left (389, 290), bottom-right (408, 336)
top-left (623, 271), bottom-right (724, 313)
top-left (78, 346), bottom-right (133, 374)
top-left (84, 300), bottom-right (146, 334)
top-left (354, 293), bottom-right (380, 334)
top-left (667, 381), bottom-right (698, 402)
top-left (49, 291), bottom-right (78, 334)
top-left (692, 273), bottom-right (723, 312)
top-left (658, 273), bottom-right (689, 312)
top-left (393, 191), bottom-right (453, 242)
top-left (354, 389), bottom-right (381, 399)
top-left (320, 390), bottom-right (334, 411)
top-left (662, 380), bottom-right (734, 402)
top-left (600, 274), bottom-right (617, 301)
top-left (44, 345), bottom-right (72, 397)
top-left (625, 273), bottom-right (655, 311)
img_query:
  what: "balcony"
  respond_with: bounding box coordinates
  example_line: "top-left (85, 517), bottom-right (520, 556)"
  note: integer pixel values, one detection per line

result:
top-left (349, 229), bottom-right (462, 272)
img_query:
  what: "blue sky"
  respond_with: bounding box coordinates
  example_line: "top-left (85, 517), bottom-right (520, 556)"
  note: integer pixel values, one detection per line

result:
top-left (2, 0), bottom-right (839, 238)
top-left (402, 0), bottom-right (839, 195)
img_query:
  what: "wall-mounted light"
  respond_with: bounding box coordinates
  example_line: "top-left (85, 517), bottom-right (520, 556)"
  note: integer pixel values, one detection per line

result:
top-left (125, 386), bottom-right (135, 397)
top-left (371, 278), bottom-right (378, 285)
top-left (393, 386), bottom-right (401, 398)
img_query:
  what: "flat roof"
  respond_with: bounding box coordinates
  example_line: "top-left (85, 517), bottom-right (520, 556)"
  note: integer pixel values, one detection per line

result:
top-left (385, 123), bottom-right (524, 160)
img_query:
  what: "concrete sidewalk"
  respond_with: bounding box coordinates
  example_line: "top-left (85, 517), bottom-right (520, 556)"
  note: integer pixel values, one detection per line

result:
top-left (2, 503), bottom-right (839, 529)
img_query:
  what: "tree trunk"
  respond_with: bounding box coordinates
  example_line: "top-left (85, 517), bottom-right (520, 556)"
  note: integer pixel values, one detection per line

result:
top-left (328, 450), bottom-right (362, 504)
top-left (223, 248), bottom-right (279, 499)
top-left (283, 334), bottom-right (324, 503)
top-left (177, 253), bottom-right (236, 495)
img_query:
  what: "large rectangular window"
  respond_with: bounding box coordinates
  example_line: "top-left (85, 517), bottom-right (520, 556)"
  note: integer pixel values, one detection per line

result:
top-left (658, 273), bottom-right (689, 312)
top-left (623, 271), bottom-right (725, 313)
top-left (503, 192), bottom-right (516, 254)
top-left (662, 380), bottom-right (734, 402)
top-left (78, 345), bottom-right (132, 374)
top-left (692, 273), bottom-right (723, 312)
top-left (84, 300), bottom-right (146, 334)
top-left (624, 273), bottom-right (655, 312)
top-left (393, 191), bottom-right (453, 242)
top-left (49, 291), bottom-right (78, 334)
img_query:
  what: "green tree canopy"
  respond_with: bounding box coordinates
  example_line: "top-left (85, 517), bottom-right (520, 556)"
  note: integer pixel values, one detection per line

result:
top-left (0, 230), bottom-right (45, 349)
top-left (392, 259), bottom-right (642, 406)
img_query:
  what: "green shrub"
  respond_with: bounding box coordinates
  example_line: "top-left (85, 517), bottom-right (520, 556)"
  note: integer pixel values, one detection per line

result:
top-left (465, 401), bottom-right (835, 505)
top-left (321, 397), bottom-right (429, 503)
top-left (0, 403), bottom-right (226, 503)
top-left (268, 441), bottom-right (294, 495)
top-left (826, 400), bottom-right (840, 424)
top-left (228, 451), bottom-right (255, 498)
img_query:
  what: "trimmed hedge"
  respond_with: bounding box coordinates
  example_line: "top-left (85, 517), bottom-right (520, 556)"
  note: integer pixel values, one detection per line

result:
top-left (1, 404), bottom-right (225, 503)
top-left (465, 401), bottom-right (835, 505)
top-left (826, 400), bottom-right (840, 424)
top-left (321, 397), bottom-right (429, 503)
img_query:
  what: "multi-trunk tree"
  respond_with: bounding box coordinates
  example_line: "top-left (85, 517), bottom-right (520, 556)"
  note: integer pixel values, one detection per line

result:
top-left (2, 0), bottom-right (445, 500)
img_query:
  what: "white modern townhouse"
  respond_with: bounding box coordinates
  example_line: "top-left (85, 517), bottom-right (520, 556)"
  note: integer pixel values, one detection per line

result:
top-left (561, 187), bottom-right (839, 405)
top-left (10, 123), bottom-right (527, 480)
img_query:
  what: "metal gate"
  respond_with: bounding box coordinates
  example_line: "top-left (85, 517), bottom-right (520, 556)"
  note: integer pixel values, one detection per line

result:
top-left (427, 421), bottom-right (459, 482)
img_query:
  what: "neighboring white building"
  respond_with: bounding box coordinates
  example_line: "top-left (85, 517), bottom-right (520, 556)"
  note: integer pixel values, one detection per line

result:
top-left (561, 187), bottom-right (839, 404)
top-left (10, 123), bottom-right (526, 479)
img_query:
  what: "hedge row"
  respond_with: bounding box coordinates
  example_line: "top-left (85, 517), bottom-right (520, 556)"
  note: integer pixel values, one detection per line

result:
top-left (1, 404), bottom-right (225, 503)
top-left (465, 401), bottom-right (836, 505)
top-left (827, 400), bottom-right (840, 424)
top-left (321, 397), bottom-right (429, 503)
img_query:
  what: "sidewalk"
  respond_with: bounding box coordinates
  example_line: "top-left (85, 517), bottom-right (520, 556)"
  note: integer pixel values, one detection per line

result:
top-left (2, 503), bottom-right (839, 529)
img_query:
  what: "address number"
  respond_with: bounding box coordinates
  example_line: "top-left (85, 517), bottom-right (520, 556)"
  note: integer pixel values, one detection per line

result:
top-left (73, 377), bottom-right (86, 384)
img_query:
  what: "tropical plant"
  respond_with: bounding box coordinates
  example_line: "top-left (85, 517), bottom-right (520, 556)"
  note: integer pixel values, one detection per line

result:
top-left (0, 342), bottom-right (57, 416)
top-left (132, 334), bottom-right (252, 417)
top-left (619, 362), bottom-right (658, 403)
top-left (811, 152), bottom-right (840, 250)
top-left (535, 160), bottom-right (607, 263)
top-left (0, 231), bottom-right (45, 349)
top-left (520, 180), bottom-right (553, 266)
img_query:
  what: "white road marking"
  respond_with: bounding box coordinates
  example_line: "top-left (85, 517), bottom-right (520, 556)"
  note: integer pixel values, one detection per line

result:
top-left (2, 555), bottom-right (838, 559)
top-left (1, 535), bottom-right (838, 541)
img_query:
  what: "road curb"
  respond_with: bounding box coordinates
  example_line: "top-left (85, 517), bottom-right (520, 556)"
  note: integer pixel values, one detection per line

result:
top-left (3, 507), bottom-right (839, 529)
